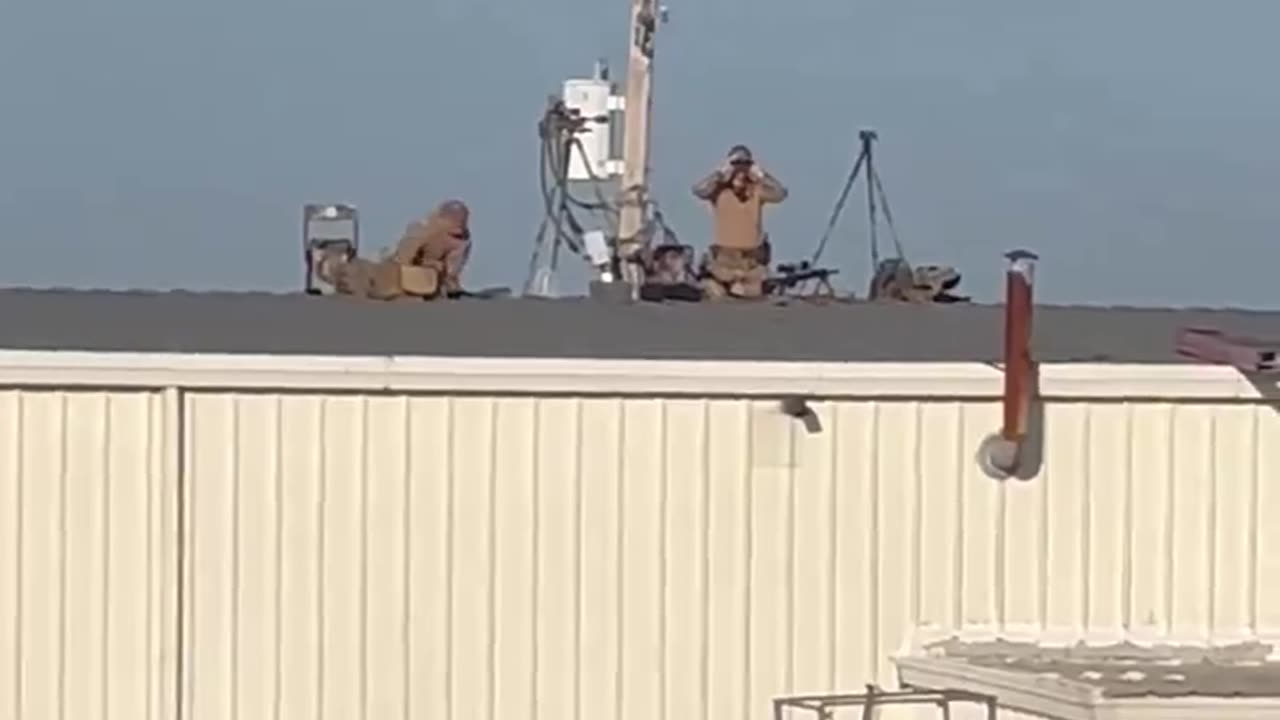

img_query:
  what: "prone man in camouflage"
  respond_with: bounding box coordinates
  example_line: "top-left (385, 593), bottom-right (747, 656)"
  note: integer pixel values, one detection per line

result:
top-left (691, 145), bottom-right (787, 299)
top-left (868, 258), bottom-right (968, 303)
top-left (318, 200), bottom-right (473, 300)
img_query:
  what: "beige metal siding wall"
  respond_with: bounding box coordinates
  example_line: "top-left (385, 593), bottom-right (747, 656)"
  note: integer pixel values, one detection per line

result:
top-left (180, 391), bottom-right (1280, 720)
top-left (0, 389), bottom-right (179, 720)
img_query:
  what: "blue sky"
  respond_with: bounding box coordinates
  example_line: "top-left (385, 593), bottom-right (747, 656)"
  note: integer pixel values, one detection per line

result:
top-left (2, 0), bottom-right (1277, 306)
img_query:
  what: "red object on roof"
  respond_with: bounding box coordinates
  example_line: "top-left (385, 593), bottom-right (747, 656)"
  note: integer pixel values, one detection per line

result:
top-left (1175, 327), bottom-right (1279, 373)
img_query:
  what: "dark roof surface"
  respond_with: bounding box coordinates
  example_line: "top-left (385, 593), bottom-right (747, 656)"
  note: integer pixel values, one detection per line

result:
top-left (1, 289), bottom-right (1278, 362)
top-left (925, 637), bottom-right (1280, 699)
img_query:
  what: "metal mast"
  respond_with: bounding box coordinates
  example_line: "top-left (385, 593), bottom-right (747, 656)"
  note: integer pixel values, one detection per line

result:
top-left (614, 0), bottom-right (662, 288)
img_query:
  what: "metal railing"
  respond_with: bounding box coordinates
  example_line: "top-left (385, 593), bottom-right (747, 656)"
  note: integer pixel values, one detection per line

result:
top-left (774, 685), bottom-right (998, 720)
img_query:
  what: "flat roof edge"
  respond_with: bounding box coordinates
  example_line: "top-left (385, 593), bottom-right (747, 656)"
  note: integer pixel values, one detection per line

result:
top-left (0, 349), bottom-right (1269, 399)
top-left (895, 657), bottom-right (1280, 720)
top-left (895, 656), bottom-right (1101, 720)
top-left (1105, 696), bottom-right (1280, 719)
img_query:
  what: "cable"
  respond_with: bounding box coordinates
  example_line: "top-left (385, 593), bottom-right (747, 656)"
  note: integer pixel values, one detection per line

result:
top-left (526, 100), bottom-right (611, 293)
top-left (538, 119), bottom-right (594, 250)
top-left (523, 97), bottom-right (689, 295)
top-left (535, 126), bottom-right (585, 253)
top-left (567, 135), bottom-right (621, 235)
top-left (526, 117), bottom-right (568, 294)
top-left (542, 108), bottom-right (609, 215)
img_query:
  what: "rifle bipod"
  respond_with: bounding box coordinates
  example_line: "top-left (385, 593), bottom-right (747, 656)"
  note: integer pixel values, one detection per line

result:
top-left (764, 261), bottom-right (840, 298)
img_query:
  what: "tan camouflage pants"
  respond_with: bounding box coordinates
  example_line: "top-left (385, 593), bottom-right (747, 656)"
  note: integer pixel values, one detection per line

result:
top-left (318, 254), bottom-right (441, 300)
top-left (700, 245), bottom-right (768, 299)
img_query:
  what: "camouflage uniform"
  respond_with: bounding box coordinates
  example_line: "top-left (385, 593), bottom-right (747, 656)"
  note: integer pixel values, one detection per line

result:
top-left (868, 258), bottom-right (966, 303)
top-left (317, 255), bottom-right (405, 299)
top-left (319, 199), bottom-right (472, 300)
top-left (698, 240), bottom-right (772, 300)
top-left (691, 145), bottom-right (787, 300)
top-left (393, 199), bottom-right (472, 297)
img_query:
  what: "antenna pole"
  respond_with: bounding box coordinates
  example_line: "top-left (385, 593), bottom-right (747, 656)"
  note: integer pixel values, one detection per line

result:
top-left (615, 0), bottom-right (660, 288)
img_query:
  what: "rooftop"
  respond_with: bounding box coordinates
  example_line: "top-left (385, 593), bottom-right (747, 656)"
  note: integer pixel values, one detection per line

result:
top-left (2, 288), bottom-right (1279, 363)
top-left (919, 637), bottom-right (1280, 699)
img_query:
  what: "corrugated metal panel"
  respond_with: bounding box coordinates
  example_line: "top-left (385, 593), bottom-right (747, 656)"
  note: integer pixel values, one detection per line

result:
top-left (0, 389), bottom-right (179, 720)
top-left (178, 393), bottom-right (1280, 720)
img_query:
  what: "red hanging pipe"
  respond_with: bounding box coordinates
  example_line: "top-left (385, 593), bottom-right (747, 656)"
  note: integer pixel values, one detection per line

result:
top-left (978, 249), bottom-right (1038, 478)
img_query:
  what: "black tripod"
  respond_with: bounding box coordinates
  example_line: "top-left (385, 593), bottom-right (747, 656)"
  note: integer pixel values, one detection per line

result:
top-left (809, 129), bottom-right (906, 272)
